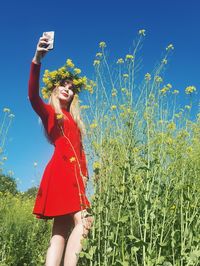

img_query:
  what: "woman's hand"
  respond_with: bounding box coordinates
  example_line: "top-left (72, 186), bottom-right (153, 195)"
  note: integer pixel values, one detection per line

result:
top-left (82, 175), bottom-right (89, 188)
top-left (32, 36), bottom-right (51, 64)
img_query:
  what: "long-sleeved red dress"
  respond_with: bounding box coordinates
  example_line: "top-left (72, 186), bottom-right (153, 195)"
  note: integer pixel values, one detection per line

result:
top-left (28, 62), bottom-right (91, 220)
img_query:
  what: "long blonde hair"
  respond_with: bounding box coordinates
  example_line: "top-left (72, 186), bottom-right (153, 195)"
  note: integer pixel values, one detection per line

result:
top-left (43, 86), bottom-right (86, 144)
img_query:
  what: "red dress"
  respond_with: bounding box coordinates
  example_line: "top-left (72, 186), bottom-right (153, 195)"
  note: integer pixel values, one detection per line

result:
top-left (28, 62), bottom-right (91, 220)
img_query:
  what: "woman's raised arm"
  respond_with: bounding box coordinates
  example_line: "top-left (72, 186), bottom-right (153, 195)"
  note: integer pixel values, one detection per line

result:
top-left (28, 36), bottom-right (51, 121)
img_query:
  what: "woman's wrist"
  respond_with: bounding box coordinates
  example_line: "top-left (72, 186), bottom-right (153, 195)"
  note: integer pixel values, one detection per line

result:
top-left (32, 53), bottom-right (41, 65)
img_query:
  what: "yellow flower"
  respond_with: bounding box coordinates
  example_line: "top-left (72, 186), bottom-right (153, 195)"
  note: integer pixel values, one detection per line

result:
top-left (93, 60), bottom-right (100, 66)
top-left (167, 122), bottom-right (176, 131)
top-left (117, 58), bottom-right (124, 64)
top-left (93, 161), bottom-right (101, 170)
top-left (138, 29), bottom-right (146, 36)
top-left (111, 105), bottom-right (117, 110)
top-left (66, 59), bottom-right (75, 68)
top-left (96, 52), bottom-right (102, 57)
top-left (185, 105), bottom-right (191, 110)
top-left (187, 146), bottom-right (193, 153)
top-left (70, 157), bottom-right (76, 162)
top-left (166, 137), bottom-right (173, 145)
top-left (145, 73), bottom-right (151, 81)
top-left (123, 74), bottom-right (129, 79)
top-left (74, 68), bottom-right (81, 74)
top-left (172, 90), bottom-right (179, 94)
top-left (125, 54), bottom-right (134, 61)
top-left (90, 123), bottom-right (98, 129)
top-left (185, 86), bottom-right (197, 94)
top-left (166, 44), bottom-right (174, 51)
top-left (3, 108), bottom-right (10, 113)
top-left (80, 105), bottom-right (90, 109)
top-left (155, 76), bottom-right (163, 83)
top-left (166, 83), bottom-right (172, 89)
top-left (162, 59), bottom-right (168, 64)
top-left (56, 114), bottom-right (64, 120)
top-left (160, 87), bottom-right (167, 94)
top-left (132, 147), bottom-right (139, 153)
top-left (2, 156), bottom-right (7, 161)
top-left (99, 41), bottom-right (106, 48)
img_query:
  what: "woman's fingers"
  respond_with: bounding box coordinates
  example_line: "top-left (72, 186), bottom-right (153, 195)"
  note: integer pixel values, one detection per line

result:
top-left (37, 47), bottom-right (49, 52)
top-left (39, 36), bottom-right (49, 41)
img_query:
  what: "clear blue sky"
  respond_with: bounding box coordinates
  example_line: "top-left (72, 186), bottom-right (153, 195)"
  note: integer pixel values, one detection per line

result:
top-left (0, 0), bottom-right (199, 192)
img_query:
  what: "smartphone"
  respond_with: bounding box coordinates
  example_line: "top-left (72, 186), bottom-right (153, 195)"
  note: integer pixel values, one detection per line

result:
top-left (42, 31), bottom-right (55, 50)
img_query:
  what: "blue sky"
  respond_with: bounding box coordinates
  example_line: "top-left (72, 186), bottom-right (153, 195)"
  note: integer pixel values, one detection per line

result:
top-left (0, 0), bottom-right (199, 192)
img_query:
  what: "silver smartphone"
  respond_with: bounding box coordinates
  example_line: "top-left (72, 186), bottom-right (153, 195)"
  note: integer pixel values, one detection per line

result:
top-left (42, 31), bottom-right (55, 50)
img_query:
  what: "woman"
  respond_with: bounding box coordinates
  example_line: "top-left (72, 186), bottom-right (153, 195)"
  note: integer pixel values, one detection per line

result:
top-left (28, 35), bottom-right (94, 266)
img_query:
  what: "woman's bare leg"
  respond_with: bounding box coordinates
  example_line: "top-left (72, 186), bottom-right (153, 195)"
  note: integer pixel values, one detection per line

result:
top-left (63, 209), bottom-right (94, 266)
top-left (45, 214), bottom-right (74, 266)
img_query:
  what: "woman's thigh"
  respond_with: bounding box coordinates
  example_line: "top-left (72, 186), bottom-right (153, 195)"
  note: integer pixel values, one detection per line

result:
top-left (52, 214), bottom-right (74, 239)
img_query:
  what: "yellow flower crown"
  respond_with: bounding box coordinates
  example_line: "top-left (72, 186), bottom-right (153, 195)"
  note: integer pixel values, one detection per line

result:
top-left (41, 59), bottom-right (95, 99)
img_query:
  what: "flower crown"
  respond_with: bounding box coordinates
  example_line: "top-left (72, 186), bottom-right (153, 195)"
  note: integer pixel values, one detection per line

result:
top-left (41, 59), bottom-right (95, 99)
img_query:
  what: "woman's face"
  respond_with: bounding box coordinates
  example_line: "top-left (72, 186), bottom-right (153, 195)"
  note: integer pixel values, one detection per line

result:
top-left (57, 80), bottom-right (75, 104)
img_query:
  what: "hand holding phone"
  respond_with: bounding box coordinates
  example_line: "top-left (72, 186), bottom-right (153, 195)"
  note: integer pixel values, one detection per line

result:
top-left (42, 31), bottom-right (55, 50)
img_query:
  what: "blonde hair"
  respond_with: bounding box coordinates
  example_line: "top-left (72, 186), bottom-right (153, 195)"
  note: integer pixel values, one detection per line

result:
top-left (43, 86), bottom-right (86, 144)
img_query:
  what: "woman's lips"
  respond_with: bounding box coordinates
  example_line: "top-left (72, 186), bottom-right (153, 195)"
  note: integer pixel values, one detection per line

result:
top-left (61, 92), bottom-right (68, 97)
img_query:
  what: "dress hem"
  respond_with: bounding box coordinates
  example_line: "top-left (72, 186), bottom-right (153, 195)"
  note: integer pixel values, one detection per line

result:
top-left (33, 206), bottom-right (90, 220)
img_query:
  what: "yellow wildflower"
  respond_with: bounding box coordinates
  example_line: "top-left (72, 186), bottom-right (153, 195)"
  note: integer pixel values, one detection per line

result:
top-left (166, 137), bottom-right (173, 145)
top-left (160, 87), bottom-right (167, 94)
top-left (138, 29), bottom-right (146, 36)
top-left (117, 58), bottom-right (124, 64)
top-left (93, 161), bottom-right (101, 170)
top-left (172, 90), bottom-right (179, 94)
top-left (185, 105), bottom-right (191, 110)
top-left (162, 59), bottom-right (168, 64)
top-left (187, 146), bottom-right (193, 153)
top-left (125, 54), bottom-right (134, 61)
top-left (90, 123), bottom-right (98, 129)
top-left (155, 76), bottom-right (163, 83)
top-left (70, 157), bottom-right (76, 162)
top-left (167, 122), bottom-right (176, 131)
top-left (74, 68), bottom-right (81, 74)
top-left (166, 83), bottom-right (172, 89)
top-left (185, 86), bottom-right (196, 94)
top-left (66, 59), bottom-right (75, 68)
top-left (123, 74), bottom-right (129, 79)
top-left (56, 114), bottom-right (64, 120)
top-left (132, 147), bottom-right (139, 153)
top-left (166, 44), bottom-right (174, 51)
top-left (111, 105), bottom-right (117, 110)
top-left (3, 108), bottom-right (10, 113)
top-left (80, 105), bottom-right (90, 109)
top-left (96, 52), bottom-right (102, 57)
top-left (99, 41), bottom-right (106, 48)
top-left (145, 73), bottom-right (151, 81)
top-left (93, 60), bottom-right (100, 66)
